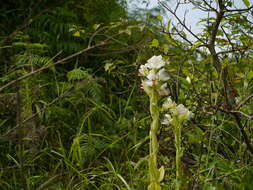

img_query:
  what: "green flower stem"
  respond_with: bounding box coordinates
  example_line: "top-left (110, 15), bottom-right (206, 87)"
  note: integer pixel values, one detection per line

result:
top-left (148, 89), bottom-right (161, 190)
top-left (174, 122), bottom-right (182, 190)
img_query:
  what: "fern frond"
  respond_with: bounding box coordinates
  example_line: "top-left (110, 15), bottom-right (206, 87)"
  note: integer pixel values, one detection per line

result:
top-left (86, 80), bottom-right (103, 102)
top-left (14, 54), bottom-right (53, 67)
top-left (69, 134), bottom-right (107, 165)
top-left (67, 67), bottom-right (90, 81)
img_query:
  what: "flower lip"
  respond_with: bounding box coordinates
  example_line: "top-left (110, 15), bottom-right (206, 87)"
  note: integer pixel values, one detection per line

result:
top-left (161, 113), bottom-right (172, 125)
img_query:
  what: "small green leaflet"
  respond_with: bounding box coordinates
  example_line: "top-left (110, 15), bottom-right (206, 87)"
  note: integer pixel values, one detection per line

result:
top-left (163, 44), bottom-right (169, 54)
top-left (247, 71), bottom-right (253, 80)
top-left (157, 15), bottom-right (163, 21)
top-left (150, 39), bottom-right (159, 48)
top-left (158, 166), bottom-right (165, 182)
top-left (242, 0), bottom-right (250, 7)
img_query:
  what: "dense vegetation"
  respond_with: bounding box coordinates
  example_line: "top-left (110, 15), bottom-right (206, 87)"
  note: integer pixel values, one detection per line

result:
top-left (1, 0), bottom-right (253, 189)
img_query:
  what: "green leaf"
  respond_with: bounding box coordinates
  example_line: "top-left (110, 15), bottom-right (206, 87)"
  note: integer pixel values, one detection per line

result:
top-left (163, 44), bottom-right (169, 54)
top-left (158, 166), bottom-right (165, 182)
top-left (125, 28), bottom-right (131, 35)
top-left (242, 0), bottom-right (250, 7)
top-left (150, 39), bottom-right (159, 48)
top-left (247, 71), bottom-right (253, 80)
top-left (157, 15), bottom-right (163, 21)
top-left (166, 20), bottom-right (171, 32)
top-left (104, 63), bottom-right (115, 73)
top-left (73, 31), bottom-right (80, 37)
top-left (93, 24), bottom-right (101, 30)
top-left (191, 41), bottom-right (202, 50)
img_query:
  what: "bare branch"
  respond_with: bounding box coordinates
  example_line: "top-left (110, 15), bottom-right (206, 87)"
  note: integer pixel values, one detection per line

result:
top-left (230, 111), bottom-right (253, 120)
top-left (171, 23), bottom-right (193, 45)
top-left (204, 104), bottom-right (253, 155)
top-left (225, 5), bottom-right (253, 12)
top-left (207, 0), bottom-right (225, 73)
top-left (233, 114), bottom-right (253, 155)
top-left (0, 9), bottom-right (51, 45)
top-left (236, 94), bottom-right (253, 109)
top-left (0, 41), bottom-right (110, 92)
top-left (202, 0), bottom-right (218, 13)
top-left (189, 0), bottom-right (217, 12)
top-left (204, 105), bottom-right (253, 120)
top-left (217, 47), bottom-right (249, 55)
top-left (158, 0), bottom-right (206, 44)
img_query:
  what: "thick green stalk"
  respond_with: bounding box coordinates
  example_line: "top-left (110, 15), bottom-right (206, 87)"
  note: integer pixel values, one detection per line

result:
top-left (148, 89), bottom-right (161, 190)
top-left (175, 122), bottom-right (182, 190)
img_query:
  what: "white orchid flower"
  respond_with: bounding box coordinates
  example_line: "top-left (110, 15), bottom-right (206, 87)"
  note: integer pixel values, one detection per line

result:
top-left (146, 55), bottom-right (165, 69)
top-left (171, 104), bottom-right (192, 121)
top-left (162, 97), bottom-right (177, 110)
top-left (161, 114), bottom-right (172, 125)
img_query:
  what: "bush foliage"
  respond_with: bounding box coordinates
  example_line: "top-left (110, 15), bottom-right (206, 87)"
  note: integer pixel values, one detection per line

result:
top-left (1, 0), bottom-right (253, 189)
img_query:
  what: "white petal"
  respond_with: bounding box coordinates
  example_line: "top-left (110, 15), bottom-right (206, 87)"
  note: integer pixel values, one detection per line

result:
top-left (142, 79), bottom-right (153, 87)
top-left (186, 76), bottom-right (191, 84)
top-left (146, 55), bottom-right (165, 69)
top-left (161, 114), bottom-right (172, 125)
top-left (158, 69), bottom-right (170, 81)
top-left (146, 69), bottom-right (158, 81)
top-left (171, 104), bottom-right (192, 121)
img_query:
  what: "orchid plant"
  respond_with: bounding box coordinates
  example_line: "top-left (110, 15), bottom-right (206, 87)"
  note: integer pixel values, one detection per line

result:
top-left (161, 97), bottom-right (193, 190)
top-left (139, 55), bottom-right (169, 190)
top-left (139, 55), bottom-right (192, 190)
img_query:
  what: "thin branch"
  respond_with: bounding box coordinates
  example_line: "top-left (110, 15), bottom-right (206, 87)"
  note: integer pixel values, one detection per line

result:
top-left (88, 26), bottom-right (109, 47)
top-left (207, 0), bottom-right (224, 72)
top-left (208, 11), bottom-right (224, 50)
top-left (0, 8), bottom-right (51, 45)
top-left (204, 104), bottom-right (253, 155)
top-left (230, 111), bottom-right (253, 120)
top-left (0, 41), bottom-right (110, 92)
top-left (225, 5), bottom-right (253, 12)
top-left (189, 0), bottom-right (217, 12)
top-left (217, 47), bottom-right (249, 55)
top-left (233, 113), bottom-right (253, 155)
top-left (204, 105), bottom-right (253, 120)
top-left (236, 93), bottom-right (253, 109)
top-left (2, 88), bottom-right (73, 138)
top-left (202, 0), bottom-right (218, 13)
top-left (220, 26), bottom-right (235, 49)
top-left (158, 0), bottom-right (205, 44)
top-left (171, 24), bottom-right (193, 45)
top-left (86, 42), bottom-right (142, 56)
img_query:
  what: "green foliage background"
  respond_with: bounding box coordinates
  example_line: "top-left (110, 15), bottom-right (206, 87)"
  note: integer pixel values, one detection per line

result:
top-left (0, 0), bottom-right (253, 189)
